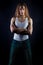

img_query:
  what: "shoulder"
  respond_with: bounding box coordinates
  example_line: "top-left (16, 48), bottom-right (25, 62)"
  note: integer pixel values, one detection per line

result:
top-left (30, 17), bottom-right (33, 23)
top-left (10, 17), bottom-right (16, 23)
top-left (30, 17), bottom-right (33, 21)
top-left (11, 17), bottom-right (15, 22)
top-left (28, 17), bottom-right (33, 24)
top-left (10, 17), bottom-right (16, 25)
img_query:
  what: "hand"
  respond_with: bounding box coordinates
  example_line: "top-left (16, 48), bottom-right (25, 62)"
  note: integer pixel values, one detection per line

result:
top-left (18, 28), bottom-right (25, 32)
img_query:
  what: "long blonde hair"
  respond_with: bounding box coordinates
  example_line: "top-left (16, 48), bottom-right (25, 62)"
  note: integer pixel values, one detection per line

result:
top-left (14, 3), bottom-right (30, 20)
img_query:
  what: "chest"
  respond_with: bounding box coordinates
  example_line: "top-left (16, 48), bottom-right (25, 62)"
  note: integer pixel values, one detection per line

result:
top-left (15, 18), bottom-right (29, 29)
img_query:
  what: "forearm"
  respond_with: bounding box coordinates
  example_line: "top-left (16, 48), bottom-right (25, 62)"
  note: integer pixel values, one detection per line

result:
top-left (13, 27), bottom-right (29, 35)
top-left (20, 30), bottom-right (29, 35)
top-left (13, 28), bottom-right (21, 34)
top-left (13, 27), bottom-right (25, 34)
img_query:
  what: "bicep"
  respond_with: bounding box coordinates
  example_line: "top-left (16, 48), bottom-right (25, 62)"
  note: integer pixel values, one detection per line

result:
top-left (10, 17), bottom-right (15, 32)
top-left (28, 18), bottom-right (33, 34)
top-left (30, 18), bottom-right (33, 30)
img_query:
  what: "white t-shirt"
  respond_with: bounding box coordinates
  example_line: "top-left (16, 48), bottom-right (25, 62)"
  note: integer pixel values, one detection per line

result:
top-left (13, 17), bottom-right (29, 41)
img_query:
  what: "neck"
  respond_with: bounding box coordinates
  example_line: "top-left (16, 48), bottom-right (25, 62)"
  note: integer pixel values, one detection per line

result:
top-left (18, 15), bottom-right (26, 22)
top-left (20, 15), bottom-right (25, 19)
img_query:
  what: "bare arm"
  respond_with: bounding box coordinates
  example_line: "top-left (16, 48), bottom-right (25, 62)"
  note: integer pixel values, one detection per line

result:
top-left (21, 18), bottom-right (33, 35)
top-left (10, 17), bottom-right (33, 35)
top-left (10, 17), bottom-right (27, 34)
top-left (27, 18), bottom-right (33, 35)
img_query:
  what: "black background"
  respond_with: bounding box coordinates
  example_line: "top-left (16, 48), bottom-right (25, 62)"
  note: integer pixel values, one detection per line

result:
top-left (0, 0), bottom-right (43, 65)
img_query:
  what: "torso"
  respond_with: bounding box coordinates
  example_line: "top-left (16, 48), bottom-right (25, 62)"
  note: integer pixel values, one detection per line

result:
top-left (18, 17), bottom-right (27, 22)
top-left (13, 17), bottom-right (29, 41)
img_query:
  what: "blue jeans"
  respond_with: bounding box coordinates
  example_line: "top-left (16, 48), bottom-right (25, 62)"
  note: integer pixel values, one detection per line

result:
top-left (8, 39), bottom-right (32, 65)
